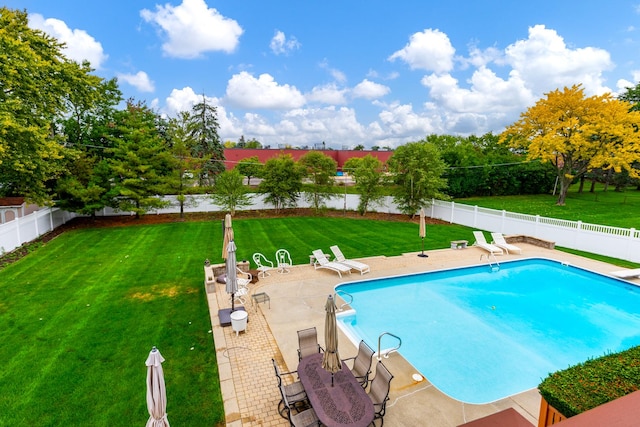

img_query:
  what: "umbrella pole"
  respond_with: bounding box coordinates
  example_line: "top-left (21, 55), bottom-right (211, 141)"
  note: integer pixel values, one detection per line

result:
top-left (231, 292), bottom-right (235, 312)
top-left (418, 237), bottom-right (428, 258)
top-left (331, 372), bottom-right (334, 387)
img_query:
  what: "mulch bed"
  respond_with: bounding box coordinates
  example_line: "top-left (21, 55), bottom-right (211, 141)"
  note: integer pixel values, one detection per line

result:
top-left (0, 208), bottom-right (446, 268)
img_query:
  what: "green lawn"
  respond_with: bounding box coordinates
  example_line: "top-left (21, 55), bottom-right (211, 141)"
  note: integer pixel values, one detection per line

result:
top-left (0, 216), bottom-right (473, 426)
top-left (459, 184), bottom-right (640, 229)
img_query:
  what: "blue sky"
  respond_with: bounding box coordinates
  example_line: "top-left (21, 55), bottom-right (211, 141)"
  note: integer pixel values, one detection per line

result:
top-left (7, 0), bottom-right (640, 148)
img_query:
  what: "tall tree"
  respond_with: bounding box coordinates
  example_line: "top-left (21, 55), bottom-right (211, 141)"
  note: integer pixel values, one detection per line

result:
top-left (235, 156), bottom-right (262, 186)
top-left (387, 141), bottom-right (448, 216)
top-left (258, 154), bottom-right (303, 213)
top-left (298, 151), bottom-right (337, 211)
top-left (501, 85), bottom-right (640, 205)
top-left (343, 155), bottom-right (386, 215)
top-left (55, 78), bottom-right (123, 215)
top-left (166, 111), bottom-right (205, 218)
top-left (0, 8), bottom-right (104, 204)
top-left (210, 169), bottom-right (252, 215)
top-left (188, 97), bottom-right (224, 186)
top-left (106, 101), bottom-right (172, 217)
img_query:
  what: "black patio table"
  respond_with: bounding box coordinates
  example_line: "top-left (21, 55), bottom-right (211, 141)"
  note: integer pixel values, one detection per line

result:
top-left (297, 353), bottom-right (374, 427)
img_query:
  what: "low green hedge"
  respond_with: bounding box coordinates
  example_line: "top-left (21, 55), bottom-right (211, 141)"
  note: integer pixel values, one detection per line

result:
top-left (538, 346), bottom-right (640, 417)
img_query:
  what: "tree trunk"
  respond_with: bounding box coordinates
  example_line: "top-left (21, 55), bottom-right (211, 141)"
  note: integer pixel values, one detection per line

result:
top-left (578, 175), bottom-right (585, 193)
top-left (589, 179), bottom-right (596, 193)
top-left (556, 176), bottom-right (572, 206)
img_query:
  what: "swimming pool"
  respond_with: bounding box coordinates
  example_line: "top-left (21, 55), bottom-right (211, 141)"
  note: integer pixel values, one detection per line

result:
top-left (335, 258), bottom-right (640, 404)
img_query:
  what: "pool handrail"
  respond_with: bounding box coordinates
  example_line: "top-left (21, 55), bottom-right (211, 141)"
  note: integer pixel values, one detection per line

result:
top-left (334, 289), bottom-right (353, 311)
top-left (377, 332), bottom-right (401, 361)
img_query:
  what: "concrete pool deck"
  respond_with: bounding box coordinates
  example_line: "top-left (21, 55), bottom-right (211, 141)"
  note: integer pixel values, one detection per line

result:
top-left (206, 243), bottom-right (638, 426)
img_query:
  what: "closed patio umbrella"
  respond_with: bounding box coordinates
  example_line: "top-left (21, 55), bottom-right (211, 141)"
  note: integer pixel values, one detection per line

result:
top-left (222, 213), bottom-right (234, 260)
top-left (225, 240), bottom-right (239, 312)
top-left (418, 207), bottom-right (428, 258)
top-left (322, 294), bottom-right (341, 386)
top-left (145, 346), bottom-right (170, 427)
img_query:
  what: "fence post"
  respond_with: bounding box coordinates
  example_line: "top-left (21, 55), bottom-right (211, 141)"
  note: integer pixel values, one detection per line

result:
top-left (450, 201), bottom-right (455, 224)
top-left (473, 205), bottom-right (478, 228)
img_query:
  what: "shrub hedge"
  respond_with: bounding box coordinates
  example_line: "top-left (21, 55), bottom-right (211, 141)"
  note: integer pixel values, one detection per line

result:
top-left (538, 346), bottom-right (640, 417)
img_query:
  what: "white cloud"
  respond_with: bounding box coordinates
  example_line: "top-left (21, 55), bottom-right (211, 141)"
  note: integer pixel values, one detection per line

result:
top-left (352, 79), bottom-right (390, 100)
top-left (28, 14), bottom-right (107, 68)
top-left (116, 71), bottom-right (155, 92)
top-left (319, 59), bottom-right (347, 83)
top-left (140, 0), bottom-right (243, 58)
top-left (225, 72), bottom-right (306, 109)
top-left (388, 29), bottom-right (455, 73)
top-left (504, 25), bottom-right (613, 95)
top-left (306, 83), bottom-right (348, 104)
top-left (269, 30), bottom-right (301, 55)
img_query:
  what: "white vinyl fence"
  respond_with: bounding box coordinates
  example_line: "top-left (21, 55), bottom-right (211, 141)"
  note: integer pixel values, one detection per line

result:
top-left (0, 208), bottom-right (76, 255)
top-left (2, 194), bottom-right (638, 263)
top-left (428, 199), bottom-right (640, 263)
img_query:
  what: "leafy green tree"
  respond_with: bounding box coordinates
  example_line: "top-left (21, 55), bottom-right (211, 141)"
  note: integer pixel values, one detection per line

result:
top-left (618, 82), bottom-right (640, 112)
top-left (353, 144), bottom-right (365, 151)
top-left (188, 97), bottom-right (225, 186)
top-left (106, 101), bottom-right (172, 217)
top-left (258, 154), bottom-right (303, 213)
top-left (54, 78), bottom-right (123, 215)
top-left (501, 85), bottom-right (640, 205)
top-left (0, 8), bottom-right (105, 204)
top-left (245, 138), bottom-right (262, 149)
top-left (387, 140), bottom-right (448, 216)
top-left (210, 169), bottom-right (252, 215)
top-left (235, 156), bottom-right (262, 185)
top-left (166, 111), bottom-right (206, 217)
top-left (298, 151), bottom-right (337, 211)
top-left (343, 155), bottom-right (386, 215)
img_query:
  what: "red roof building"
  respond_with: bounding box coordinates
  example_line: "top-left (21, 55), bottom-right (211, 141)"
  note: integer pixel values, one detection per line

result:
top-left (223, 148), bottom-right (393, 171)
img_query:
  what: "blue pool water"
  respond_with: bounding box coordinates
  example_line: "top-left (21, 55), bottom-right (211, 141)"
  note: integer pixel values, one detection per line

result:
top-left (335, 258), bottom-right (640, 404)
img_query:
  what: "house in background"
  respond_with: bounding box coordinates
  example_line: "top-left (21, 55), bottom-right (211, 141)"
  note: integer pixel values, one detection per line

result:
top-left (0, 197), bottom-right (40, 224)
top-left (223, 148), bottom-right (393, 171)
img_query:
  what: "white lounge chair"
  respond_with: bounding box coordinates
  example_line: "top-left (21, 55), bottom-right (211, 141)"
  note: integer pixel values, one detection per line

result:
top-left (490, 232), bottom-right (522, 254)
top-left (610, 268), bottom-right (640, 279)
top-left (472, 231), bottom-right (504, 255)
top-left (312, 249), bottom-right (352, 277)
top-left (330, 245), bottom-right (370, 275)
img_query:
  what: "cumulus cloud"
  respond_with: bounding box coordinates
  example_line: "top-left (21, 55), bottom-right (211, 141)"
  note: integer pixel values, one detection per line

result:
top-left (503, 25), bottom-right (613, 95)
top-left (116, 71), bottom-right (155, 92)
top-left (140, 0), bottom-right (243, 58)
top-left (388, 29), bottom-right (455, 73)
top-left (352, 79), bottom-right (390, 100)
top-left (225, 71), bottom-right (306, 109)
top-left (270, 30), bottom-right (301, 55)
top-left (28, 14), bottom-right (107, 68)
top-left (306, 83), bottom-right (348, 105)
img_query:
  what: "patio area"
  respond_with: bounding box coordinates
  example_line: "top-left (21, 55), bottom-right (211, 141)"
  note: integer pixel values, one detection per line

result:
top-left (206, 243), bottom-right (635, 426)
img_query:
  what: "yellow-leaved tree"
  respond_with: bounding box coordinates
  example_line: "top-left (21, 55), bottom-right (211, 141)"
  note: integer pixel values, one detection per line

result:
top-left (500, 85), bottom-right (640, 205)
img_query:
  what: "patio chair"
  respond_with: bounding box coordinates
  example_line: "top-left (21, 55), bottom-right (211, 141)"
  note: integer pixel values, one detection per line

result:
top-left (311, 249), bottom-right (352, 278)
top-left (342, 340), bottom-right (375, 388)
top-left (236, 267), bottom-right (253, 288)
top-left (490, 232), bottom-right (522, 254)
top-left (275, 249), bottom-right (293, 274)
top-left (368, 361), bottom-right (394, 426)
top-left (472, 231), bottom-right (504, 255)
top-left (281, 387), bottom-right (319, 427)
top-left (297, 327), bottom-right (324, 361)
top-left (330, 245), bottom-right (370, 275)
top-left (252, 252), bottom-right (274, 278)
top-left (271, 358), bottom-right (309, 419)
